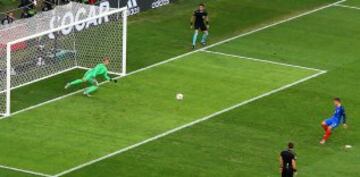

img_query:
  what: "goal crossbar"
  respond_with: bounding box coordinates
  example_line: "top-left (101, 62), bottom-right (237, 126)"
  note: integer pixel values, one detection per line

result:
top-left (8, 7), bottom-right (127, 46)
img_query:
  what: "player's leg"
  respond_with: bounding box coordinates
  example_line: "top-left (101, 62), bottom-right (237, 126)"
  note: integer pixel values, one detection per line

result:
top-left (321, 120), bottom-right (328, 131)
top-left (65, 70), bottom-right (92, 89)
top-left (200, 26), bottom-right (209, 46)
top-left (321, 126), bottom-right (332, 144)
top-left (83, 79), bottom-right (99, 96)
top-left (320, 118), bottom-right (337, 144)
top-left (192, 29), bottom-right (199, 49)
top-left (65, 79), bottom-right (85, 89)
top-left (84, 85), bottom-right (98, 96)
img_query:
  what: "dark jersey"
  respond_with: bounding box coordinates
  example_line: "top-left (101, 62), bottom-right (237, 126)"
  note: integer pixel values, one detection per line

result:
top-left (193, 10), bottom-right (208, 25)
top-left (281, 150), bottom-right (295, 170)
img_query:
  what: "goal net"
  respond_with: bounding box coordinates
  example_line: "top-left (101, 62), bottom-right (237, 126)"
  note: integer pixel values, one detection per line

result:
top-left (0, 1), bottom-right (127, 116)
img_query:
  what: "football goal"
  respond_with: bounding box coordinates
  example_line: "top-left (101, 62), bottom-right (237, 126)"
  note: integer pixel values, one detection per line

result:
top-left (0, 1), bottom-right (127, 116)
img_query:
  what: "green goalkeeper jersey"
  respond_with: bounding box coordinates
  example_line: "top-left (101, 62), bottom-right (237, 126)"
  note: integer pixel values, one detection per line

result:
top-left (85, 63), bottom-right (111, 81)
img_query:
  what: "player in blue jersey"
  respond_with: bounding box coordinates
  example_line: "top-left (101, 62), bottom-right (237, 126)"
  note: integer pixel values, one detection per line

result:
top-left (320, 98), bottom-right (348, 144)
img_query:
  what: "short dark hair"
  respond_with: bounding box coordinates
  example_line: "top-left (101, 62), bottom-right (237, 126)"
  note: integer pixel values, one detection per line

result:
top-left (334, 97), bottom-right (341, 102)
top-left (288, 142), bottom-right (294, 149)
top-left (199, 3), bottom-right (205, 7)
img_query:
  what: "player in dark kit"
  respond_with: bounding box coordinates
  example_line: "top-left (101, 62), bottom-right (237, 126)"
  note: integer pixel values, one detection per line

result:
top-left (190, 3), bottom-right (209, 49)
top-left (279, 142), bottom-right (297, 177)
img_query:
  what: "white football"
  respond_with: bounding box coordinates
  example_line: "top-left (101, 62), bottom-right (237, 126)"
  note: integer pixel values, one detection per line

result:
top-left (176, 93), bottom-right (184, 100)
top-left (345, 145), bottom-right (352, 149)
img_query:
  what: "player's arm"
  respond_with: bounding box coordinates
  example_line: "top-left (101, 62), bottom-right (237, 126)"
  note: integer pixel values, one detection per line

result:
top-left (204, 13), bottom-right (209, 28)
top-left (279, 156), bottom-right (283, 173)
top-left (342, 109), bottom-right (348, 128)
top-left (103, 72), bottom-right (111, 81)
top-left (292, 159), bottom-right (297, 172)
top-left (190, 12), bottom-right (195, 29)
top-left (102, 69), bottom-right (118, 83)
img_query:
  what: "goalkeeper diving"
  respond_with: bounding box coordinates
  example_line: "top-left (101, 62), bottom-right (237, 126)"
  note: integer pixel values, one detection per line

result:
top-left (65, 57), bottom-right (117, 96)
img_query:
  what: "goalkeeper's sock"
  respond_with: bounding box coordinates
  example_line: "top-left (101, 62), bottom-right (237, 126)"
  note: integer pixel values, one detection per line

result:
top-left (192, 31), bottom-right (199, 46)
top-left (84, 85), bottom-right (98, 95)
top-left (201, 32), bottom-right (208, 44)
top-left (70, 79), bottom-right (83, 86)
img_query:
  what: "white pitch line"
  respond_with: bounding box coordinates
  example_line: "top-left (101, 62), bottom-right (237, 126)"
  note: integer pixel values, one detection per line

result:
top-left (201, 0), bottom-right (347, 50)
top-left (335, 4), bottom-right (360, 10)
top-left (2, 0), bottom-right (344, 120)
top-left (0, 164), bottom-right (52, 177)
top-left (0, 0), bottom-right (342, 176)
top-left (52, 1), bottom-right (345, 175)
top-left (53, 70), bottom-right (326, 177)
top-left (201, 50), bottom-right (326, 72)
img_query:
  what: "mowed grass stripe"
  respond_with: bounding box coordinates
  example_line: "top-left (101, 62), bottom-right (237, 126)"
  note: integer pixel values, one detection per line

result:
top-left (209, 6), bottom-right (360, 71)
top-left (0, 52), bottom-right (316, 174)
top-left (61, 5), bottom-right (360, 177)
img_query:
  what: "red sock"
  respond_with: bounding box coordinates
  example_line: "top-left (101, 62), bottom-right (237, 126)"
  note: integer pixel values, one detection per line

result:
top-left (322, 124), bottom-right (328, 131)
top-left (323, 129), bottom-right (332, 141)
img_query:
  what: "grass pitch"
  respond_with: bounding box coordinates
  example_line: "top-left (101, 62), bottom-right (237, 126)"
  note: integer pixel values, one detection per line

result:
top-left (0, 50), bottom-right (317, 174)
top-left (1, 0), bottom-right (360, 177)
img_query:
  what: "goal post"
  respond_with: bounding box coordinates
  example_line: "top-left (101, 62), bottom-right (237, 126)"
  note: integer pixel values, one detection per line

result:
top-left (0, 2), bottom-right (128, 116)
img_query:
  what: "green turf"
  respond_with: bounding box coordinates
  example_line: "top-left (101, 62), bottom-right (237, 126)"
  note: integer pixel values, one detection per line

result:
top-left (0, 52), bottom-right (316, 174)
top-left (342, 0), bottom-right (360, 6)
top-left (4, 0), bottom-right (359, 177)
top-left (0, 0), bottom-right (17, 12)
top-left (125, 0), bottom-right (336, 72)
top-left (0, 169), bottom-right (36, 177)
top-left (62, 2), bottom-right (360, 177)
top-left (6, 0), bottom-right (336, 122)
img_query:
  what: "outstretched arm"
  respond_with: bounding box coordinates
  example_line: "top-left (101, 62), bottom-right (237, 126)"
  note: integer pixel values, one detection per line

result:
top-left (103, 72), bottom-right (111, 81)
top-left (103, 72), bottom-right (117, 83)
top-left (343, 111), bottom-right (348, 128)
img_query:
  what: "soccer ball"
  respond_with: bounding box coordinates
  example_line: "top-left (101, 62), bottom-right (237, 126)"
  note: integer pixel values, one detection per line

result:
top-left (176, 93), bottom-right (184, 100)
top-left (345, 145), bottom-right (352, 149)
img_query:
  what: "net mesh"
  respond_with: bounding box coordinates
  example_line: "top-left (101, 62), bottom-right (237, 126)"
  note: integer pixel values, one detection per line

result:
top-left (0, 2), bottom-right (125, 115)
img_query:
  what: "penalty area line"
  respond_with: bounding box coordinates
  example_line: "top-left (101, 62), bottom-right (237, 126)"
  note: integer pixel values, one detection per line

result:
top-left (52, 70), bottom-right (326, 177)
top-left (334, 4), bottom-right (360, 10)
top-left (0, 164), bottom-right (52, 177)
top-left (1, 0), bottom-right (344, 120)
top-left (201, 50), bottom-right (326, 72)
top-left (0, 0), bottom-right (336, 176)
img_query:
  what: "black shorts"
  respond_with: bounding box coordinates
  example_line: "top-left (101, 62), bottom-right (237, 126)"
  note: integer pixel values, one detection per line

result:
top-left (282, 169), bottom-right (294, 177)
top-left (194, 23), bottom-right (208, 31)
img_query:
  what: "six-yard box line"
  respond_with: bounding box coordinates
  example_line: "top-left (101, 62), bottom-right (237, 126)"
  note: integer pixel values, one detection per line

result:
top-left (0, 0), bottom-right (347, 176)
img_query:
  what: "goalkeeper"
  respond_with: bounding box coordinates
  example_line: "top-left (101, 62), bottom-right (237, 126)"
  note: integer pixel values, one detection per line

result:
top-left (65, 57), bottom-right (116, 96)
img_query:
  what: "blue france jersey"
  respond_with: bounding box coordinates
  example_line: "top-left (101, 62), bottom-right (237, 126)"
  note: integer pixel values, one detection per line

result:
top-left (333, 106), bottom-right (346, 124)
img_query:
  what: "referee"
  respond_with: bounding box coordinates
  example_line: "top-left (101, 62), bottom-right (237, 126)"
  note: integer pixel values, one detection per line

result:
top-left (279, 142), bottom-right (297, 177)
